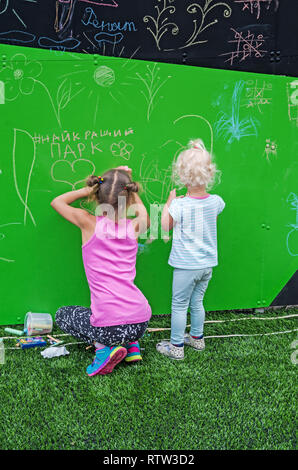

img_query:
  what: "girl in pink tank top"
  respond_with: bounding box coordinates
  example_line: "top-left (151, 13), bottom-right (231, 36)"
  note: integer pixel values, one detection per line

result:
top-left (51, 166), bottom-right (152, 376)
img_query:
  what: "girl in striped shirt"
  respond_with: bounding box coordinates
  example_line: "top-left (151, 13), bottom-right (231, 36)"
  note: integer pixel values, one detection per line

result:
top-left (157, 139), bottom-right (225, 360)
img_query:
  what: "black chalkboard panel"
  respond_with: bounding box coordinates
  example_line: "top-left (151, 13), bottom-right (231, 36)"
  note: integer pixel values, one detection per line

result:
top-left (0, 1), bottom-right (297, 76)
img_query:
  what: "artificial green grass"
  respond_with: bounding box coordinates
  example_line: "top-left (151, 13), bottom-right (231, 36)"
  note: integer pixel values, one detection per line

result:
top-left (0, 308), bottom-right (297, 450)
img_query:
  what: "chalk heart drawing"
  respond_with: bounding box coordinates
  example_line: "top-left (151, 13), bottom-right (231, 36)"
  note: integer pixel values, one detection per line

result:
top-left (110, 141), bottom-right (134, 160)
top-left (94, 66), bottom-right (115, 87)
top-left (51, 158), bottom-right (95, 190)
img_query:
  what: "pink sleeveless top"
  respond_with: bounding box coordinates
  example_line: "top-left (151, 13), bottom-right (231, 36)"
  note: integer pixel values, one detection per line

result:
top-left (82, 216), bottom-right (152, 327)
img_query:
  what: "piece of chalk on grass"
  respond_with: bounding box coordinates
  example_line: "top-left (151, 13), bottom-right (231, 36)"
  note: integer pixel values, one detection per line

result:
top-left (4, 328), bottom-right (24, 335)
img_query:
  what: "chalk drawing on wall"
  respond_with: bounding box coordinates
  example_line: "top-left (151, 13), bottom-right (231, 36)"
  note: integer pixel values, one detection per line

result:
top-left (263, 139), bottom-right (277, 162)
top-left (0, 30), bottom-right (36, 44)
top-left (233, 0), bottom-right (279, 20)
top-left (0, 53), bottom-right (87, 127)
top-left (135, 63), bottom-right (171, 121)
top-left (143, 0), bottom-right (232, 51)
top-left (51, 158), bottom-right (96, 190)
top-left (139, 154), bottom-right (174, 206)
top-left (55, 0), bottom-right (119, 36)
top-left (215, 81), bottom-right (259, 144)
top-left (287, 80), bottom-right (298, 127)
top-left (1, 53), bottom-right (42, 101)
top-left (38, 37), bottom-right (81, 51)
top-left (179, 1), bottom-right (232, 50)
top-left (220, 28), bottom-right (268, 65)
top-left (94, 66), bottom-right (115, 87)
top-left (110, 141), bottom-right (134, 160)
top-left (243, 79), bottom-right (272, 113)
top-left (0, 80), bottom-right (4, 104)
top-left (143, 0), bottom-right (179, 51)
top-left (12, 128), bottom-right (37, 227)
top-left (286, 193), bottom-right (298, 257)
top-left (0, 222), bottom-right (22, 263)
top-left (174, 114), bottom-right (214, 155)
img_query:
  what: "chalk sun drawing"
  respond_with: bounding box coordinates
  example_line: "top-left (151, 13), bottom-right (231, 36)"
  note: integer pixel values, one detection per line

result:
top-left (12, 129), bottom-right (37, 227)
top-left (286, 193), bottom-right (298, 257)
top-left (94, 66), bottom-right (115, 87)
top-left (135, 63), bottom-right (171, 121)
top-left (215, 81), bottom-right (259, 143)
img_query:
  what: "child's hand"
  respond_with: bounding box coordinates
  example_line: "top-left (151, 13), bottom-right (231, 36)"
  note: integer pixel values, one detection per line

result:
top-left (167, 189), bottom-right (177, 205)
top-left (115, 165), bottom-right (132, 176)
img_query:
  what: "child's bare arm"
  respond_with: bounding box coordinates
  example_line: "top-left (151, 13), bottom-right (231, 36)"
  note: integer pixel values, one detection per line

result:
top-left (50, 187), bottom-right (93, 229)
top-left (161, 189), bottom-right (177, 232)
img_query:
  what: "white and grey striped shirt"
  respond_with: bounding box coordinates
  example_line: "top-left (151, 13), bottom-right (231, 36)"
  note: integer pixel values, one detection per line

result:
top-left (168, 194), bottom-right (225, 269)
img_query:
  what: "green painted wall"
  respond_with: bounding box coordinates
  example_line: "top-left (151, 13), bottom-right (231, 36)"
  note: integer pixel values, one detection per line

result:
top-left (0, 44), bottom-right (297, 325)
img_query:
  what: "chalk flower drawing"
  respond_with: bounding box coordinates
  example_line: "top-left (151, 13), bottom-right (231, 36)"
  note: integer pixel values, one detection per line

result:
top-left (215, 81), bottom-right (259, 144)
top-left (286, 193), bottom-right (298, 257)
top-left (143, 0), bottom-right (179, 51)
top-left (110, 141), bottom-right (134, 160)
top-left (135, 63), bottom-right (171, 121)
top-left (181, 0), bottom-right (232, 49)
top-left (2, 53), bottom-right (42, 100)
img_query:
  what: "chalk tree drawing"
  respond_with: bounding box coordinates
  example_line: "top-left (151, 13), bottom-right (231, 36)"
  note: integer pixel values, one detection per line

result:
top-left (180, 0), bottom-right (232, 50)
top-left (0, 222), bottom-right (21, 263)
top-left (135, 63), bottom-right (171, 121)
top-left (12, 128), bottom-right (37, 227)
top-left (143, 0), bottom-right (179, 51)
top-left (143, 0), bottom-right (231, 51)
top-left (215, 81), bottom-right (259, 143)
top-left (51, 158), bottom-right (96, 190)
top-left (286, 193), bottom-right (298, 257)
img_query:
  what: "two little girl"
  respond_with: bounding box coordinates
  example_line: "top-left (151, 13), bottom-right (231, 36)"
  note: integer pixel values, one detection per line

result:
top-left (51, 140), bottom-right (225, 375)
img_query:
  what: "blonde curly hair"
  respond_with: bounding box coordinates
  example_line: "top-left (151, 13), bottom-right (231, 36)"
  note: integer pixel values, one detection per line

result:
top-left (172, 139), bottom-right (221, 190)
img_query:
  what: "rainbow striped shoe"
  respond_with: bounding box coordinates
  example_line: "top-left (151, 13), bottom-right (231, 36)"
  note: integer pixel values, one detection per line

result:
top-left (124, 341), bottom-right (142, 363)
top-left (86, 345), bottom-right (127, 376)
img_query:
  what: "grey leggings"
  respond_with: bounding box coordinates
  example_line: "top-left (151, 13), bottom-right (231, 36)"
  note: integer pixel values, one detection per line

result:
top-left (55, 306), bottom-right (148, 347)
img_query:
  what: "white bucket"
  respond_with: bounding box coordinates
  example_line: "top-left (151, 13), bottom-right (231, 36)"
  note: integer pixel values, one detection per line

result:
top-left (24, 312), bottom-right (53, 336)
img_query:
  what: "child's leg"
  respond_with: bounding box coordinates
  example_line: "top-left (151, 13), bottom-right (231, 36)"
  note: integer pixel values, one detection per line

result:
top-left (189, 268), bottom-right (213, 338)
top-left (55, 305), bottom-right (95, 344)
top-left (170, 269), bottom-right (198, 345)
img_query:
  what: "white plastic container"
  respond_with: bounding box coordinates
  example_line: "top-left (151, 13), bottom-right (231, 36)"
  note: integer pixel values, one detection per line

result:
top-left (24, 312), bottom-right (53, 336)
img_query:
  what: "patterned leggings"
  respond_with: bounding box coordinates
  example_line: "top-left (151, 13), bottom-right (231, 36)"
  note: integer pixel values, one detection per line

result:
top-left (55, 306), bottom-right (148, 347)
